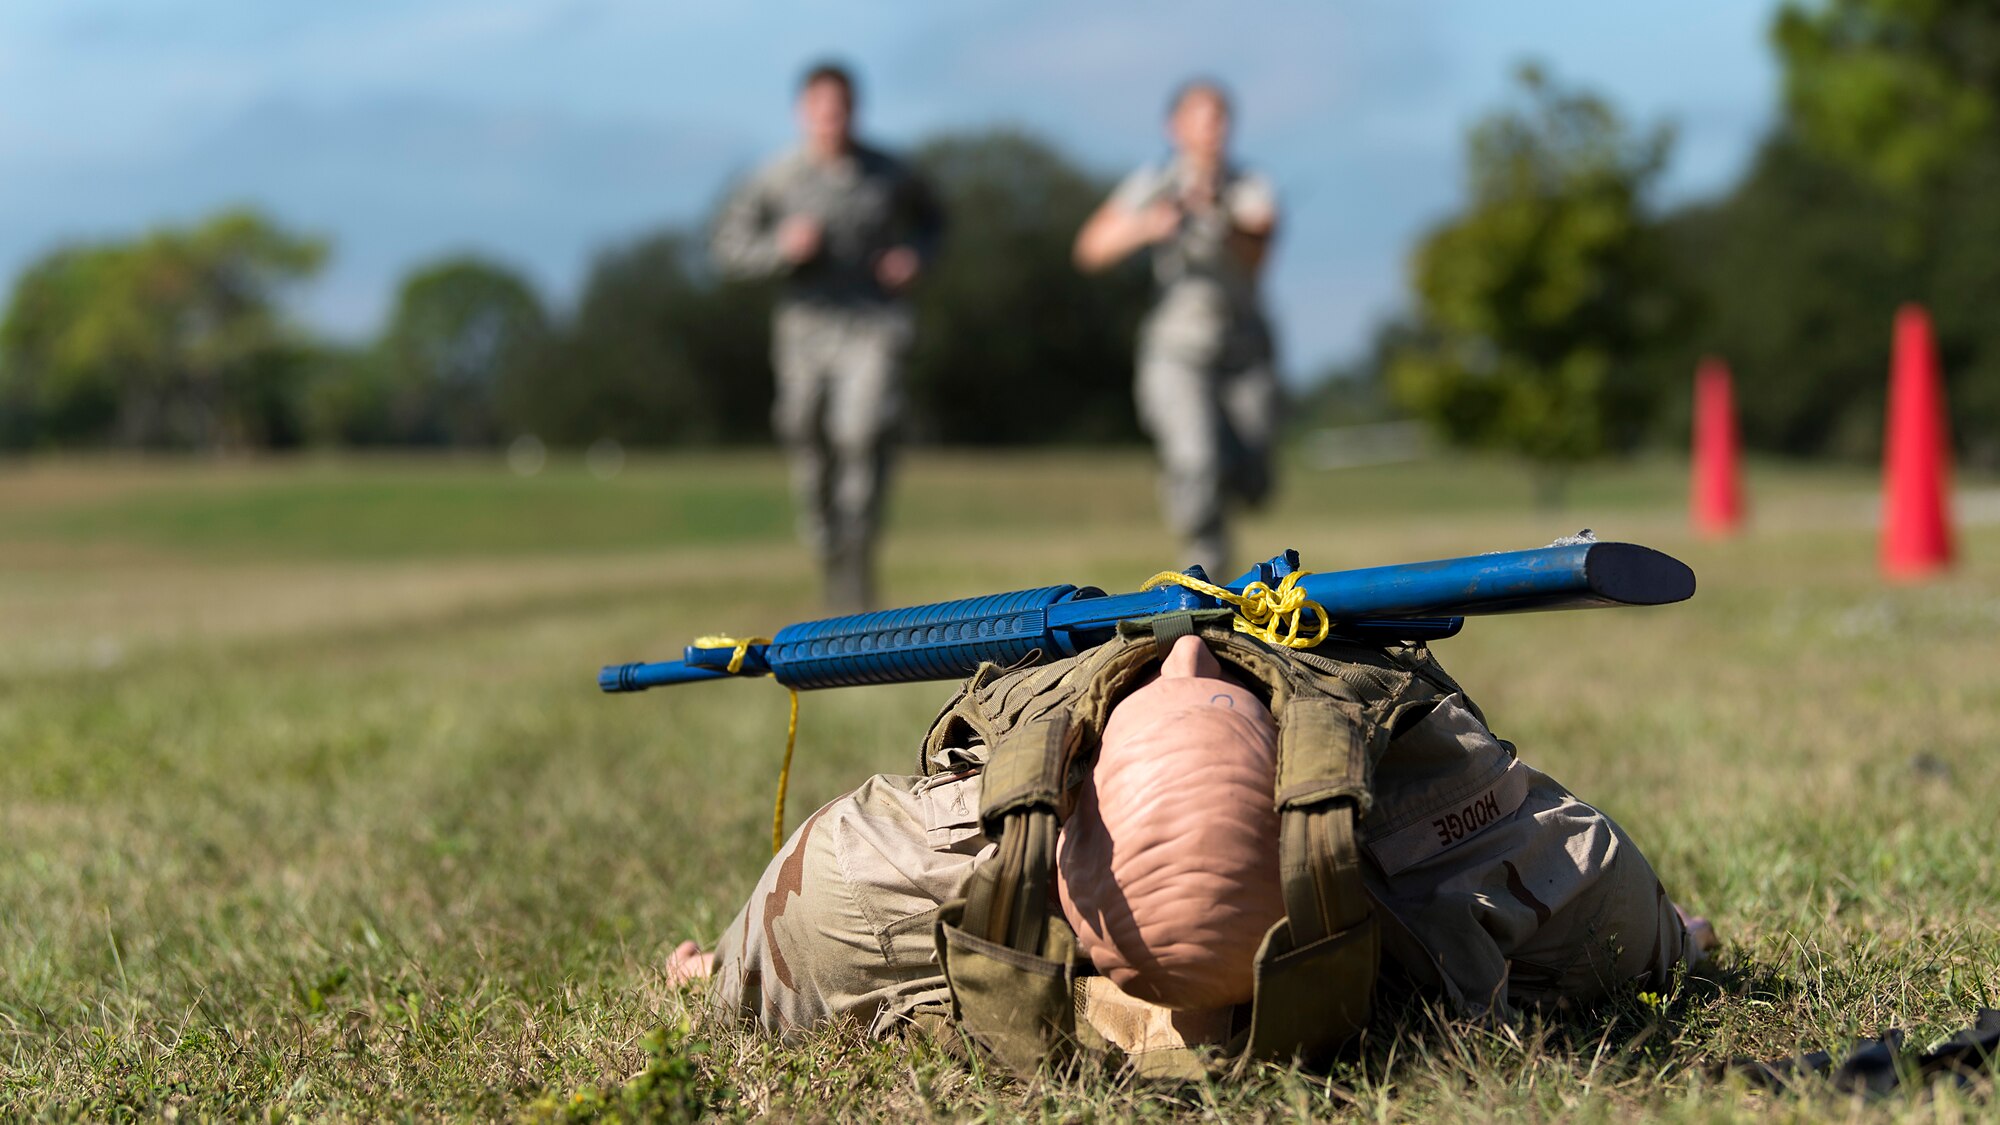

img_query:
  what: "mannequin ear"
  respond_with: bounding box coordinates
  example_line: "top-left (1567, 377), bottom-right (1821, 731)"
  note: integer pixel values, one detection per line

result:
top-left (1159, 633), bottom-right (1222, 680)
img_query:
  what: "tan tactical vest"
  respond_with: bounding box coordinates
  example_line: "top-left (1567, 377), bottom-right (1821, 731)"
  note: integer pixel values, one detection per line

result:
top-left (923, 611), bottom-right (1479, 1077)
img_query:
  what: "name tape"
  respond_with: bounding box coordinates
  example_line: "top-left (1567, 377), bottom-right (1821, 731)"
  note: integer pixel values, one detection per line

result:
top-left (1365, 760), bottom-right (1531, 877)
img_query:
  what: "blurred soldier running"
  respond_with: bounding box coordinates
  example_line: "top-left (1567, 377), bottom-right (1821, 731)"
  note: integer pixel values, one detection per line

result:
top-left (713, 62), bottom-right (944, 610)
top-left (1075, 80), bottom-right (1280, 580)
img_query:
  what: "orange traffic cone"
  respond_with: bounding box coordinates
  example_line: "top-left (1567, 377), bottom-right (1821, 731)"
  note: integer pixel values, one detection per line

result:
top-left (1881, 304), bottom-right (1956, 579)
top-left (1690, 357), bottom-right (1745, 536)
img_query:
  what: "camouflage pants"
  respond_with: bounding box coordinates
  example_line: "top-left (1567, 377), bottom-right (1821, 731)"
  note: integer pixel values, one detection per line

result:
top-left (708, 767), bottom-right (990, 1038)
top-left (1368, 763), bottom-right (1691, 1013)
top-left (1135, 319), bottom-right (1279, 580)
top-left (771, 302), bottom-right (912, 611)
top-left (706, 723), bottom-right (1692, 1039)
top-left (1360, 694), bottom-right (1691, 1013)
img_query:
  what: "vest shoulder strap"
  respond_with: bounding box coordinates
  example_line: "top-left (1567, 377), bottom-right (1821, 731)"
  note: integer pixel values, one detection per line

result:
top-left (937, 622), bottom-right (1403, 1075)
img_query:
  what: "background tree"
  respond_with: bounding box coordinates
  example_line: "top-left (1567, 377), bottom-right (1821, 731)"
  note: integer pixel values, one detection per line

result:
top-left (503, 232), bottom-right (774, 446)
top-left (305, 257), bottom-right (551, 447)
top-left (1388, 66), bottom-right (1681, 502)
top-left (1628, 0), bottom-right (2000, 464)
top-left (297, 343), bottom-right (393, 448)
top-left (380, 256), bottom-right (549, 445)
top-left (1291, 318), bottom-right (1425, 432)
top-left (0, 209), bottom-right (326, 449)
top-left (1774, 0), bottom-right (1999, 196)
top-left (1649, 138), bottom-right (1911, 459)
top-left (905, 130), bottom-right (1151, 444)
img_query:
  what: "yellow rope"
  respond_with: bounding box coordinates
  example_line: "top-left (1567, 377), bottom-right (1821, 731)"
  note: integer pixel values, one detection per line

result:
top-left (772, 687), bottom-right (799, 855)
top-left (1140, 569), bottom-right (1333, 650)
top-left (694, 635), bottom-right (800, 854)
top-left (692, 634), bottom-right (771, 674)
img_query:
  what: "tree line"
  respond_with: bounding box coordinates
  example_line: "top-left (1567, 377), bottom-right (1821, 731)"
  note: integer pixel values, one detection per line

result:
top-left (0, 130), bottom-right (1149, 453)
top-left (4, 0), bottom-right (1996, 469)
top-left (1373, 0), bottom-right (2000, 480)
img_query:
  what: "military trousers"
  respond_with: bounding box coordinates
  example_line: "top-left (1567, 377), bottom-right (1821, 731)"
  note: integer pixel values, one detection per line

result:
top-left (771, 302), bottom-right (912, 611)
top-left (708, 766), bottom-right (991, 1038)
top-left (1135, 316), bottom-right (1279, 581)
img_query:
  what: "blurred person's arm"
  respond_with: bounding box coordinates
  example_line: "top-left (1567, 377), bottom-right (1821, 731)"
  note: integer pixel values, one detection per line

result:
top-left (1224, 173), bottom-right (1279, 275)
top-left (712, 168), bottom-right (819, 280)
top-left (877, 166), bottom-right (946, 293)
top-left (1073, 166), bottom-right (1181, 274)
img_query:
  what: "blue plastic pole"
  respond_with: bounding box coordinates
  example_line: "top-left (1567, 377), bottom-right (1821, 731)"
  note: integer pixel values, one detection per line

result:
top-left (1291, 542), bottom-right (1691, 618)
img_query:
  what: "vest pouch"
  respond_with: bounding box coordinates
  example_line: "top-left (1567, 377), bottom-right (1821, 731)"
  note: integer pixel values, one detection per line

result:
top-left (1242, 911), bottom-right (1380, 1069)
top-left (935, 899), bottom-right (1090, 1074)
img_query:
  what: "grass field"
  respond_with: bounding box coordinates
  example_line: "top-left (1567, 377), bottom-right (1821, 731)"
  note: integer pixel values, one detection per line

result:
top-left (2, 450), bottom-right (1996, 1121)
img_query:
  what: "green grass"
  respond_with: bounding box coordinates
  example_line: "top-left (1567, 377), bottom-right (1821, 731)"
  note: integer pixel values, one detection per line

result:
top-left (2, 450), bottom-right (1996, 1121)
top-left (0, 456), bottom-right (796, 559)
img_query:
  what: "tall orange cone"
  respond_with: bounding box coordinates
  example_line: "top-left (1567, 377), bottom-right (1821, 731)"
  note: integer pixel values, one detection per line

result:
top-left (1690, 356), bottom-right (1745, 536)
top-left (1880, 304), bottom-right (1956, 579)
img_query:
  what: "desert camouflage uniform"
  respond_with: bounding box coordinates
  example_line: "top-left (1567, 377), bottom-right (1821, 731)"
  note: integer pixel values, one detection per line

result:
top-left (708, 760), bottom-right (991, 1037)
top-left (707, 657), bottom-right (1690, 1039)
top-left (712, 142), bottom-right (944, 610)
top-left (1111, 159), bottom-right (1282, 579)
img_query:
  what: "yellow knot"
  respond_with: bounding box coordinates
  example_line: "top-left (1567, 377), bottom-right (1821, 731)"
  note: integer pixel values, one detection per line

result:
top-left (1140, 569), bottom-right (1332, 650)
top-left (692, 634), bottom-right (798, 854)
top-left (692, 635), bottom-right (772, 675)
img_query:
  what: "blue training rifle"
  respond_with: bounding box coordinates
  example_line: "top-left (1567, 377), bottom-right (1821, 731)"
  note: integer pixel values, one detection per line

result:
top-left (598, 540), bottom-right (1695, 694)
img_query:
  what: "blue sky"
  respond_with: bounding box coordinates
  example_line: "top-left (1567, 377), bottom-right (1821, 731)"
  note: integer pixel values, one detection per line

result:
top-left (0, 1), bottom-right (1783, 379)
